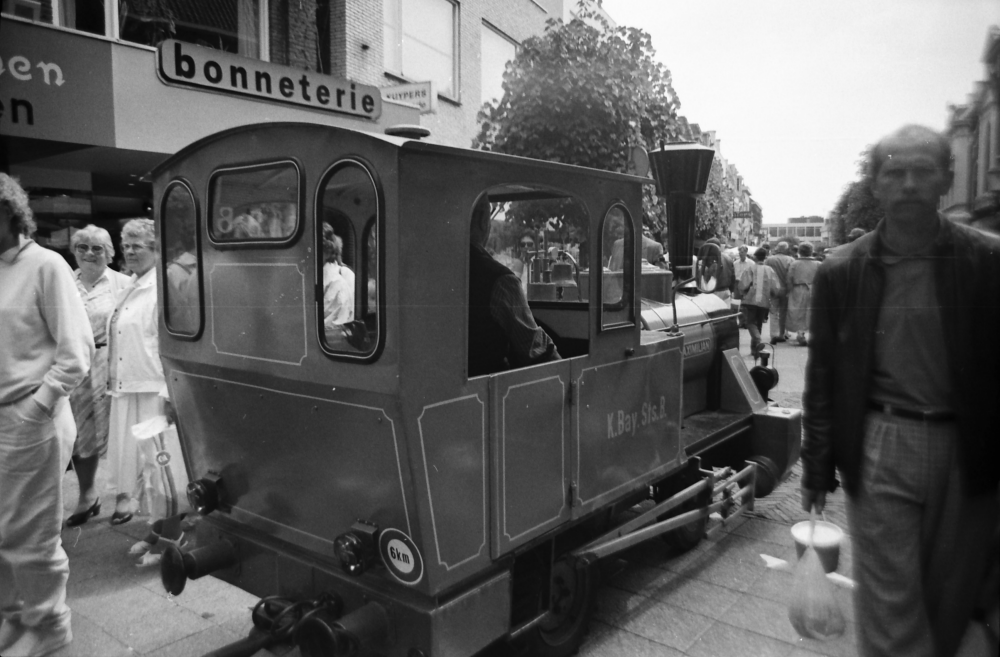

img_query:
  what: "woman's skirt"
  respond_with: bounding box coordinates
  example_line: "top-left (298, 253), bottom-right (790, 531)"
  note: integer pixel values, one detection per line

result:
top-left (68, 345), bottom-right (111, 459)
top-left (107, 391), bottom-right (165, 517)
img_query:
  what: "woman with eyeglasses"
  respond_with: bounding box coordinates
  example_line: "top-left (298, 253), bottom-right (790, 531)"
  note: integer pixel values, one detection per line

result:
top-left (65, 226), bottom-right (130, 526)
top-left (105, 219), bottom-right (169, 529)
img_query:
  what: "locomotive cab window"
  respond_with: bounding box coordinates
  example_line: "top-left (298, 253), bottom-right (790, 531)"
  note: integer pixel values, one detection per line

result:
top-left (317, 161), bottom-right (380, 358)
top-left (468, 186), bottom-right (589, 377)
top-left (162, 181), bottom-right (202, 338)
top-left (209, 162), bottom-right (299, 243)
top-left (600, 204), bottom-right (635, 330)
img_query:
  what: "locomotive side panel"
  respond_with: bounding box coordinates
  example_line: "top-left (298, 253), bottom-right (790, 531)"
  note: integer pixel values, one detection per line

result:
top-left (490, 359), bottom-right (574, 557)
top-left (166, 368), bottom-right (412, 555)
top-left (573, 334), bottom-right (684, 513)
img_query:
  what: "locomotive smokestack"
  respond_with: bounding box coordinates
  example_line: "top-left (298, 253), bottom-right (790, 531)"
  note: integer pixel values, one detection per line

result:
top-left (647, 142), bottom-right (715, 277)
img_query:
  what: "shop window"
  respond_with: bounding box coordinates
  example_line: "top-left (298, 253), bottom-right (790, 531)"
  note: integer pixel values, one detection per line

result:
top-left (119, 0), bottom-right (265, 58)
top-left (600, 204), bottom-right (634, 330)
top-left (2, 0), bottom-right (105, 35)
top-left (384, 0), bottom-right (457, 98)
top-left (481, 22), bottom-right (517, 106)
top-left (162, 181), bottom-right (202, 337)
top-left (317, 161), bottom-right (381, 359)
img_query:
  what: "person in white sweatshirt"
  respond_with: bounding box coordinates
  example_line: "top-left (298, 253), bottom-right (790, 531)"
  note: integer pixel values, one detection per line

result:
top-left (0, 173), bottom-right (93, 657)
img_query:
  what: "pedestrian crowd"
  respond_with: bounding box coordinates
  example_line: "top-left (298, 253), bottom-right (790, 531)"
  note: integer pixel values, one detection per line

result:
top-left (708, 237), bottom-right (822, 358)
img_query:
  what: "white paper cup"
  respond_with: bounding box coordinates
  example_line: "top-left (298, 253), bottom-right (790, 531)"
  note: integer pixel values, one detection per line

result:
top-left (791, 520), bottom-right (843, 573)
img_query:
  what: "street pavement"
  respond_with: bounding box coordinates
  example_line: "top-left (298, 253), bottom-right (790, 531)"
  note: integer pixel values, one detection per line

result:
top-left (43, 328), bottom-right (859, 657)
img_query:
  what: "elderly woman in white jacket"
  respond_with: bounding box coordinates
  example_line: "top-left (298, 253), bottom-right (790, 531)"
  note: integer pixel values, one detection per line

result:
top-left (106, 219), bottom-right (168, 526)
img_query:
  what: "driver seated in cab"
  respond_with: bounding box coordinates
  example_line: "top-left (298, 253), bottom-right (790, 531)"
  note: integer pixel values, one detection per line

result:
top-left (468, 195), bottom-right (560, 376)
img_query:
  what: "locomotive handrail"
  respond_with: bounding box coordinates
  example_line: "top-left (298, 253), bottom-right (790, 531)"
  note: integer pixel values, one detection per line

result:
top-left (668, 310), bottom-right (741, 330)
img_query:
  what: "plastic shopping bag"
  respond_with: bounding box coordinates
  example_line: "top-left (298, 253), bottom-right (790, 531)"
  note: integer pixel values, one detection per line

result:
top-left (133, 417), bottom-right (191, 520)
top-left (788, 545), bottom-right (846, 640)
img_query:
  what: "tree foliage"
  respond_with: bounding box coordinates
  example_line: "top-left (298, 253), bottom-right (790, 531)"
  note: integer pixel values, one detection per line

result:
top-left (694, 157), bottom-right (734, 240)
top-left (828, 146), bottom-right (884, 244)
top-left (473, 2), bottom-right (688, 235)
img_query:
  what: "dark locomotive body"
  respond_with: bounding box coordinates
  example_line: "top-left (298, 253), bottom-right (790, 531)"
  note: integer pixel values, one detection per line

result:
top-left (150, 123), bottom-right (799, 656)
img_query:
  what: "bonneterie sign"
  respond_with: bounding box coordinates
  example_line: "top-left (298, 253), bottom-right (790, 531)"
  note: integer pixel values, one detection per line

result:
top-left (158, 40), bottom-right (381, 120)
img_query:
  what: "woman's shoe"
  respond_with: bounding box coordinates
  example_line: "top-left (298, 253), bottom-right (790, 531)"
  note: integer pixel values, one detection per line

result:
top-left (66, 499), bottom-right (101, 527)
top-left (110, 497), bottom-right (135, 525)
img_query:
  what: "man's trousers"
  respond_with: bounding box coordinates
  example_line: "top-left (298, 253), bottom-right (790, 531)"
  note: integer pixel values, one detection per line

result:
top-left (847, 410), bottom-right (998, 657)
top-left (0, 394), bottom-right (74, 633)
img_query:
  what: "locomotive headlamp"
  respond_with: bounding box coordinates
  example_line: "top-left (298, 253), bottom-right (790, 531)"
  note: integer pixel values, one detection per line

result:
top-left (749, 349), bottom-right (780, 399)
top-left (334, 521), bottom-right (379, 575)
top-left (187, 471), bottom-right (224, 515)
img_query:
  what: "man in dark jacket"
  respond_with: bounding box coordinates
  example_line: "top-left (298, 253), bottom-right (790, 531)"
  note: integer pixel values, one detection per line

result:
top-left (801, 125), bottom-right (1000, 657)
top-left (468, 196), bottom-right (559, 377)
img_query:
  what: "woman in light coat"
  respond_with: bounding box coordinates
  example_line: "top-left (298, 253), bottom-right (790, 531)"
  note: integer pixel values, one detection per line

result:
top-left (106, 219), bottom-right (167, 526)
top-left (785, 242), bottom-right (821, 345)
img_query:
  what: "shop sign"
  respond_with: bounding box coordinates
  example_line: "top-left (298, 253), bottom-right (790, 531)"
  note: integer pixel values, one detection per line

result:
top-left (733, 211), bottom-right (752, 219)
top-left (0, 21), bottom-right (115, 145)
top-left (158, 40), bottom-right (382, 120)
top-left (380, 81), bottom-right (436, 114)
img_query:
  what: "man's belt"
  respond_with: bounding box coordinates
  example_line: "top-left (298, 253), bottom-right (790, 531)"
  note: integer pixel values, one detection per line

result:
top-left (867, 401), bottom-right (956, 422)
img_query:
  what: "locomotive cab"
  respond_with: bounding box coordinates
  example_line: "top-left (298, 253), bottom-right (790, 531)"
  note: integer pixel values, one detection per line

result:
top-left (150, 123), bottom-right (799, 657)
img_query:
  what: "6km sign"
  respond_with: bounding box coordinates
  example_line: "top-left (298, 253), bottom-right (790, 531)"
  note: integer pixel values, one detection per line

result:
top-left (378, 528), bottom-right (424, 585)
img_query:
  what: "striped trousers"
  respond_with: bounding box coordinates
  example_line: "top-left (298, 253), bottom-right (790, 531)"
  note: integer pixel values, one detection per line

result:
top-left (847, 410), bottom-right (998, 657)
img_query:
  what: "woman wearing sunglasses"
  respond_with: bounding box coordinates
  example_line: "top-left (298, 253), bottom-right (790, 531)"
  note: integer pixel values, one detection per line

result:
top-left (65, 226), bottom-right (130, 526)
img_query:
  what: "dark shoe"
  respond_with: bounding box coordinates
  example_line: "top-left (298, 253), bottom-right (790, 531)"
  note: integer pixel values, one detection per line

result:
top-left (769, 337), bottom-right (786, 345)
top-left (65, 499), bottom-right (101, 527)
top-left (110, 511), bottom-right (133, 526)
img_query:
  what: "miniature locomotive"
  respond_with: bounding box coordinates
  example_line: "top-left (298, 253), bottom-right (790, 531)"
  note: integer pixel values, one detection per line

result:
top-left (149, 122), bottom-right (800, 657)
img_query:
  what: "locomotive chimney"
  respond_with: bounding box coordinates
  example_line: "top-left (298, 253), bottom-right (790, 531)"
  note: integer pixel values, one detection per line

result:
top-left (647, 142), bottom-right (715, 279)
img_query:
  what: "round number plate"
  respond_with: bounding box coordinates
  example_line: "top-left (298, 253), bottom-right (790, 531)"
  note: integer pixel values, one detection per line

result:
top-left (378, 528), bottom-right (423, 585)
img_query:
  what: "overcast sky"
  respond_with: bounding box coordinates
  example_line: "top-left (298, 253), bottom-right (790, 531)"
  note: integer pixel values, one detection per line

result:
top-left (600, 0), bottom-right (999, 224)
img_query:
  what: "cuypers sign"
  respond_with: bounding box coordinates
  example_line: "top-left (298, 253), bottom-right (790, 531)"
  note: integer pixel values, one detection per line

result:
top-left (158, 40), bottom-right (381, 120)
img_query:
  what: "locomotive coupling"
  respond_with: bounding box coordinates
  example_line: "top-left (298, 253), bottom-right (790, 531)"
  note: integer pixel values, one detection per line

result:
top-left (295, 601), bottom-right (390, 657)
top-left (187, 471), bottom-right (225, 515)
top-left (161, 539), bottom-right (237, 595)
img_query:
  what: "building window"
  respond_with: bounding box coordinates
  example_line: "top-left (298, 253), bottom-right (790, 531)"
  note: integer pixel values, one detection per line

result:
top-left (481, 22), bottom-right (516, 107)
top-left (119, 0), bottom-right (266, 58)
top-left (2, 0), bottom-right (106, 35)
top-left (384, 0), bottom-right (457, 98)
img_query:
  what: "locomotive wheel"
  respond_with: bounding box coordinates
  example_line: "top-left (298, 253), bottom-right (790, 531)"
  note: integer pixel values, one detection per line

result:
top-left (522, 559), bottom-right (597, 657)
